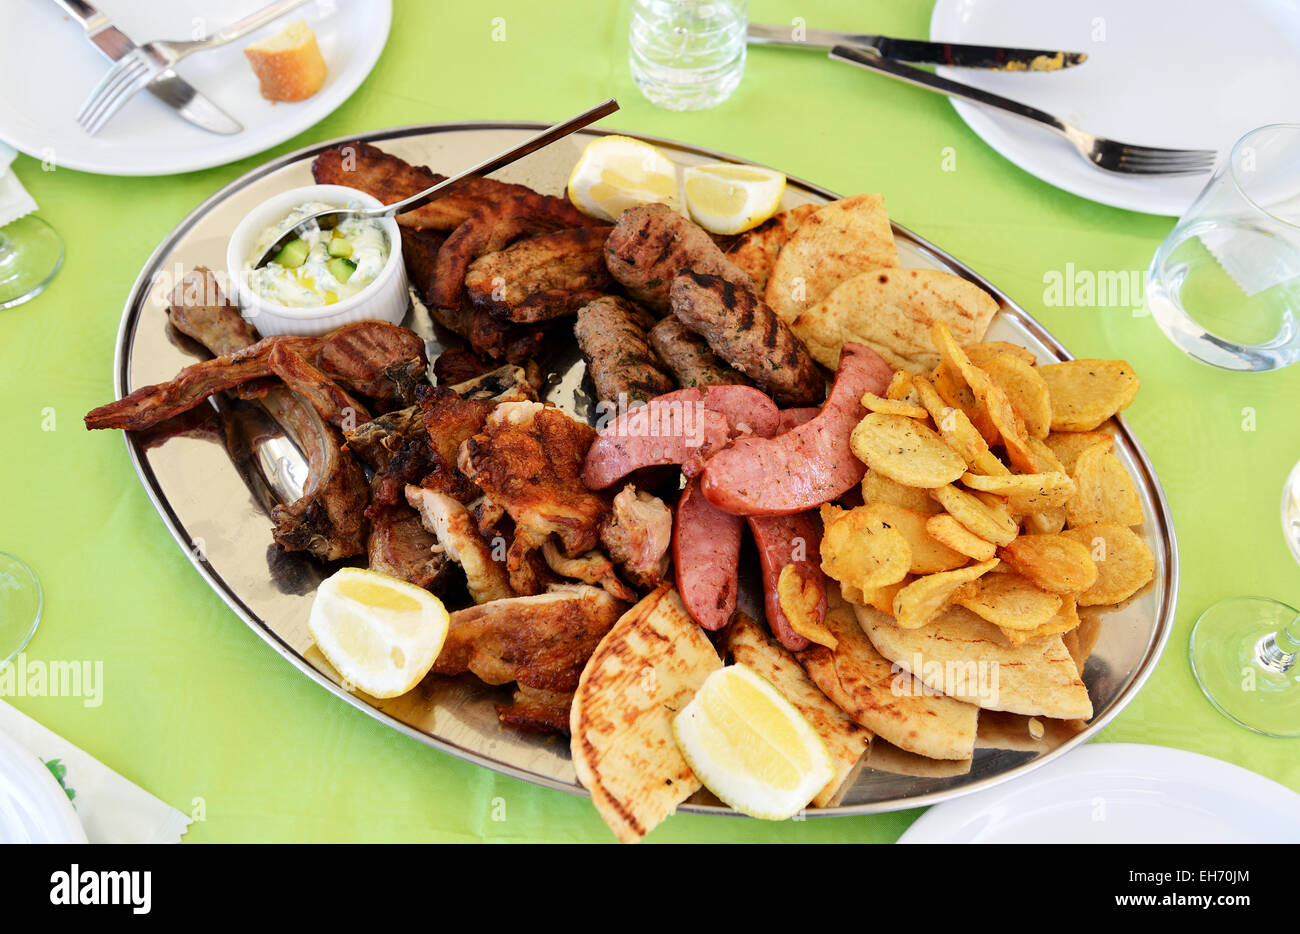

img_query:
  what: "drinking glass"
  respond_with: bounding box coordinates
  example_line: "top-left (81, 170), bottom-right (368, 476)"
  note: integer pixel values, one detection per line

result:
top-left (1146, 124), bottom-right (1300, 372)
top-left (629, 0), bottom-right (747, 111)
top-left (0, 215), bottom-right (63, 309)
top-left (0, 553), bottom-right (41, 668)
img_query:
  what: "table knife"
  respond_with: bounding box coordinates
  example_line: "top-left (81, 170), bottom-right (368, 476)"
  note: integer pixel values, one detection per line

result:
top-left (53, 0), bottom-right (243, 135)
top-left (747, 22), bottom-right (1086, 71)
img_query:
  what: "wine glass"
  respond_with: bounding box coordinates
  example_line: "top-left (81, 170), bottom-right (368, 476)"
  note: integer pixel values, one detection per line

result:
top-left (0, 215), bottom-right (63, 309)
top-left (1188, 461), bottom-right (1300, 737)
top-left (0, 553), bottom-right (42, 668)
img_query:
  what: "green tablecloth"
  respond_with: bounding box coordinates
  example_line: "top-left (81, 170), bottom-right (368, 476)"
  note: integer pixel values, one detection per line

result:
top-left (3, 0), bottom-right (1297, 843)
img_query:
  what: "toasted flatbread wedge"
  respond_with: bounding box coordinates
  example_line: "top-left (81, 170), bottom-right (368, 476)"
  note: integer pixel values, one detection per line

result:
top-left (726, 203), bottom-right (818, 294)
top-left (570, 585), bottom-right (722, 843)
top-left (764, 194), bottom-right (899, 324)
top-left (857, 604), bottom-right (1093, 720)
top-left (865, 740), bottom-right (973, 778)
top-left (790, 267), bottom-right (1000, 373)
top-left (975, 710), bottom-right (1088, 753)
top-left (726, 613), bottom-right (871, 808)
top-left (795, 586), bottom-right (978, 760)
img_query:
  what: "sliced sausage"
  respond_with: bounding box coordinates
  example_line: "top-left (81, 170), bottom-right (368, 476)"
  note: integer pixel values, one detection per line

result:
top-left (748, 511), bottom-right (829, 651)
top-left (673, 478), bottom-right (745, 630)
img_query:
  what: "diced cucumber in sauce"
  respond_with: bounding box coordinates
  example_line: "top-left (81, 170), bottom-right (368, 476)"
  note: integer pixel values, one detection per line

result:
top-left (327, 257), bottom-right (357, 283)
top-left (327, 237), bottom-right (353, 258)
top-left (272, 238), bottom-right (309, 268)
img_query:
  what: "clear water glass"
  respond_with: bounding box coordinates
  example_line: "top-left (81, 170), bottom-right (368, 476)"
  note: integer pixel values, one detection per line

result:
top-left (629, 0), bottom-right (747, 111)
top-left (1146, 124), bottom-right (1300, 371)
top-left (0, 553), bottom-right (41, 667)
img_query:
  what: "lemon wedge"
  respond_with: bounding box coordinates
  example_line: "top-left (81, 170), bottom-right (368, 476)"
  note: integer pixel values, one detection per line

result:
top-left (683, 163), bottom-right (786, 235)
top-left (673, 664), bottom-right (833, 820)
top-left (567, 135), bottom-right (682, 221)
top-left (308, 568), bottom-right (449, 698)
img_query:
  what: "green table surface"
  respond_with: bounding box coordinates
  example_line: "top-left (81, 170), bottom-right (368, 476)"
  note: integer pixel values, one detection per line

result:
top-left (2, 0), bottom-right (1297, 843)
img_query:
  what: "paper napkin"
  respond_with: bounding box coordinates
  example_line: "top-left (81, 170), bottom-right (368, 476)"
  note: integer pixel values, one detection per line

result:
top-left (0, 700), bottom-right (191, 844)
top-left (0, 142), bottom-right (38, 229)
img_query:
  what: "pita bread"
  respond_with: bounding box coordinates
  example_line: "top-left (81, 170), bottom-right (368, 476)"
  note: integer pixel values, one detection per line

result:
top-left (764, 194), bottom-right (899, 324)
top-left (726, 203), bottom-right (818, 294)
top-left (975, 710), bottom-right (1087, 753)
top-left (790, 267), bottom-right (1000, 373)
top-left (795, 587), bottom-right (978, 760)
top-left (857, 604), bottom-right (1093, 720)
top-left (570, 585), bottom-right (722, 843)
top-left (726, 613), bottom-right (871, 808)
top-left (865, 740), bottom-right (973, 778)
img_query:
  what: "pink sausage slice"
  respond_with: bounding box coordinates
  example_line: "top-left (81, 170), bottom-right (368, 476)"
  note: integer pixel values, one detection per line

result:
top-left (747, 511), bottom-right (829, 652)
top-left (673, 478), bottom-right (745, 631)
top-left (777, 407), bottom-right (820, 433)
top-left (699, 343), bottom-right (892, 515)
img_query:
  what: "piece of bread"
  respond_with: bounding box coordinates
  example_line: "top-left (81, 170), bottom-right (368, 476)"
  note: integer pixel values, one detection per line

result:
top-left (244, 20), bottom-right (327, 102)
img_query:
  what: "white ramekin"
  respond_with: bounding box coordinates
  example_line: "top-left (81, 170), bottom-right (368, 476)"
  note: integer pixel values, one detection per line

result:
top-left (225, 184), bottom-right (408, 337)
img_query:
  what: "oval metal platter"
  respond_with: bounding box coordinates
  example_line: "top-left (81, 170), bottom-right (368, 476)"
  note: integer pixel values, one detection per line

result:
top-left (112, 123), bottom-right (1178, 816)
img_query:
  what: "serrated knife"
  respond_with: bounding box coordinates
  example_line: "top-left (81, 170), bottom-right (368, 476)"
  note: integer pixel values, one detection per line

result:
top-left (747, 22), bottom-right (1086, 71)
top-left (53, 0), bottom-right (242, 135)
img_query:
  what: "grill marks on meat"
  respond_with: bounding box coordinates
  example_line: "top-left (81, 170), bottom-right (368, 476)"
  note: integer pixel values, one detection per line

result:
top-left (669, 270), bottom-right (825, 407)
top-left (600, 485), bottom-right (673, 590)
top-left (648, 316), bottom-right (751, 389)
top-left (574, 296), bottom-right (674, 405)
top-left (604, 202), bottom-right (755, 312)
top-left (315, 321), bottom-right (426, 406)
top-left (464, 226), bottom-right (613, 323)
top-left (366, 505), bottom-right (452, 590)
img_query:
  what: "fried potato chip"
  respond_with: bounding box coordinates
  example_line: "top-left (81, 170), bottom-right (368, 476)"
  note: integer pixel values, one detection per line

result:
top-left (860, 391), bottom-right (928, 419)
top-left (819, 504), bottom-right (911, 591)
top-left (962, 470), bottom-right (1076, 514)
top-left (931, 484), bottom-right (1019, 546)
top-left (1026, 435), bottom-right (1066, 474)
top-left (1000, 595), bottom-right (1081, 646)
top-left (932, 359), bottom-right (997, 445)
top-left (1039, 360), bottom-right (1139, 432)
top-left (1022, 507), bottom-right (1067, 535)
top-left (861, 469), bottom-right (941, 515)
top-left (981, 353), bottom-right (1052, 440)
top-left (953, 572), bottom-right (1063, 630)
top-left (841, 577), bottom-right (911, 616)
top-left (926, 514), bottom-right (998, 561)
top-left (963, 341), bottom-right (1037, 369)
top-left (1065, 445), bottom-right (1144, 527)
top-left (884, 369), bottom-right (916, 402)
top-left (850, 412), bottom-right (968, 488)
top-left (998, 534), bottom-right (1098, 594)
top-left (862, 503), bottom-right (968, 574)
top-left (1045, 430), bottom-right (1114, 473)
top-left (913, 374), bottom-right (1009, 476)
top-left (789, 267), bottom-right (999, 372)
top-left (765, 194), bottom-right (899, 325)
top-left (1060, 523), bottom-right (1155, 606)
top-left (892, 559), bottom-right (999, 629)
top-left (778, 563), bottom-right (837, 649)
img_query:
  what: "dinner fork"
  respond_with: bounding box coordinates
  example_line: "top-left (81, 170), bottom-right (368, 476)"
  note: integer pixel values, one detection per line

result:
top-left (830, 45), bottom-right (1216, 176)
top-left (76, 0), bottom-right (311, 135)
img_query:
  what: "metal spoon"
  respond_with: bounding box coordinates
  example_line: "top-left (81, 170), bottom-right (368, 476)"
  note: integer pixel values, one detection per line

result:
top-left (253, 98), bottom-right (620, 268)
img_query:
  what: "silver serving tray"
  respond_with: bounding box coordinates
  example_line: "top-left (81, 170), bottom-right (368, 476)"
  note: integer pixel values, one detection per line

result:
top-left (111, 123), bottom-right (1178, 816)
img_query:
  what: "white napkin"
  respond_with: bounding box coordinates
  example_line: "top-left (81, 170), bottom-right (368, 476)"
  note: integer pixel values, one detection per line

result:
top-left (0, 700), bottom-right (191, 844)
top-left (0, 142), bottom-right (38, 229)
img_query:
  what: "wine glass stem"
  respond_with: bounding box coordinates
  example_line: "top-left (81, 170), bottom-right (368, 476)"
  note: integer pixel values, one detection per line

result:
top-left (1258, 612), bottom-right (1300, 673)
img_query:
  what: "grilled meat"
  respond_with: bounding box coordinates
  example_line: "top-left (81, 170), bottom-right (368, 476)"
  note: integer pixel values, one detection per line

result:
top-left (498, 685), bottom-right (576, 734)
top-left (414, 386), bottom-right (497, 501)
top-left (464, 227), bottom-right (613, 323)
top-left (647, 316), bottom-right (751, 389)
top-left (366, 505), bottom-right (452, 589)
top-left (669, 270), bottom-right (825, 407)
top-left (268, 344), bottom-right (372, 428)
top-left (399, 226), bottom-right (447, 306)
top-left (406, 486), bottom-right (513, 604)
top-left (315, 321), bottom-right (426, 406)
top-left (429, 299), bottom-right (548, 363)
top-left (599, 485), bottom-right (673, 590)
top-left (574, 296), bottom-right (675, 405)
top-left (603, 202), bottom-right (754, 312)
top-left (166, 267), bottom-right (259, 355)
top-left (541, 541), bottom-right (637, 602)
top-left (433, 346), bottom-right (494, 386)
top-left (344, 405), bottom-right (438, 510)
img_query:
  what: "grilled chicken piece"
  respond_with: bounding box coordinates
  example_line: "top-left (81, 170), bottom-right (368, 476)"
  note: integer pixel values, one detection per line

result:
top-left (463, 227), bottom-right (614, 323)
top-left (603, 203), bottom-right (755, 312)
top-left (406, 486), bottom-right (513, 604)
top-left (312, 141), bottom-right (531, 231)
top-left (434, 583), bottom-right (625, 701)
top-left (458, 401), bottom-right (608, 559)
top-left (669, 270), bottom-right (825, 407)
top-left (415, 386), bottom-right (498, 502)
top-left (600, 485), bottom-right (673, 590)
top-left (366, 505), bottom-right (452, 590)
top-left (648, 316), bottom-right (751, 389)
top-left (574, 296), bottom-right (675, 406)
top-left (725, 204), bottom-right (818, 295)
top-left (344, 405), bottom-right (438, 510)
top-left (430, 192), bottom-right (601, 310)
top-left (498, 685), bottom-right (576, 734)
top-left (541, 540), bottom-right (637, 602)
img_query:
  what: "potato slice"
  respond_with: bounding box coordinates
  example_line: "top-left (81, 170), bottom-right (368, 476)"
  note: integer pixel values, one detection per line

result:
top-left (884, 369), bottom-right (916, 402)
top-left (1060, 523), bottom-right (1155, 606)
top-left (1022, 507), bottom-right (1067, 535)
top-left (913, 374), bottom-right (1009, 477)
top-left (1065, 445), bottom-right (1144, 527)
top-left (1039, 360), bottom-right (1139, 432)
top-left (982, 353), bottom-right (1053, 440)
top-left (932, 359), bottom-right (997, 445)
top-left (926, 514), bottom-right (998, 561)
top-left (820, 504), bottom-right (911, 591)
top-left (953, 572), bottom-right (1063, 630)
top-left (892, 560), bottom-right (1000, 629)
top-left (1026, 436), bottom-right (1066, 474)
top-left (962, 470), bottom-right (1076, 514)
top-left (842, 576), bottom-right (912, 617)
top-left (860, 391), bottom-right (928, 419)
top-left (850, 412), bottom-right (967, 489)
top-left (931, 484), bottom-right (1019, 546)
top-left (1000, 595), bottom-right (1081, 646)
top-left (778, 564), bottom-right (837, 649)
top-left (1045, 430), bottom-right (1114, 473)
top-left (998, 534), bottom-right (1099, 594)
top-left (862, 503), bottom-right (968, 574)
top-left (862, 469), bottom-right (941, 515)
top-left (964, 341), bottom-right (1037, 369)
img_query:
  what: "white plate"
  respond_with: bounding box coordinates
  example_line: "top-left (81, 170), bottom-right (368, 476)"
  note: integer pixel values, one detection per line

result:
top-left (0, 0), bottom-right (390, 176)
top-left (899, 743), bottom-right (1300, 843)
top-left (929, 0), bottom-right (1300, 216)
top-left (0, 727), bottom-right (87, 844)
